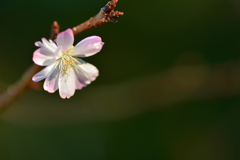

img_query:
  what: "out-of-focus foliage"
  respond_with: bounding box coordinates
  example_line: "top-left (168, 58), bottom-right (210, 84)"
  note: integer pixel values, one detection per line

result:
top-left (0, 0), bottom-right (240, 159)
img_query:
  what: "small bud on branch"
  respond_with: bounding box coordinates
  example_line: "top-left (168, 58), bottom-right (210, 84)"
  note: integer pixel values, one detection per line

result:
top-left (50, 21), bottom-right (60, 40)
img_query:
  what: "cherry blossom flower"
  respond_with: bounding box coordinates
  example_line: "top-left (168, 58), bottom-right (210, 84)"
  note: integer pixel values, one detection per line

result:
top-left (32, 29), bottom-right (104, 99)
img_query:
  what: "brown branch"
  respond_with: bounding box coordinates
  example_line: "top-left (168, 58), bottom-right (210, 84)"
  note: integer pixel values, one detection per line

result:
top-left (72, 0), bottom-right (123, 34)
top-left (0, 0), bottom-right (123, 113)
top-left (0, 65), bottom-right (42, 113)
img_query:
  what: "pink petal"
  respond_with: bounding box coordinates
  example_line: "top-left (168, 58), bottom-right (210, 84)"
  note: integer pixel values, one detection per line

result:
top-left (69, 36), bottom-right (104, 57)
top-left (32, 63), bottom-right (56, 82)
top-left (56, 29), bottom-right (74, 53)
top-left (44, 67), bottom-right (60, 93)
top-left (32, 48), bottom-right (56, 66)
top-left (58, 68), bottom-right (76, 99)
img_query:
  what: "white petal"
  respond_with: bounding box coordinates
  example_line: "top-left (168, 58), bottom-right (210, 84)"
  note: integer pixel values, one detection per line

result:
top-left (32, 49), bottom-right (57, 66)
top-left (35, 41), bottom-right (43, 47)
top-left (79, 62), bottom-right (99, 81)
top-left (38, 47), bottom-right (56, 57)
top-left (35, 38), bottom-right (57, 53)
top-left (32, 63), bottom-right (56, 82)
top-left (56, 29), bottom-right (74, 53)
top-left (41, 38), bottom-right (57, 52)
top-left (69, 36), bottom-right (104, 57)
top-left (58, 68), bottom-right (76, 99)
top-left (74, 59), bottom-right (99, 87)
top-left (54, 47), bottom-right (63, 59)
top-left (44, 66), bottom-right (60, 93)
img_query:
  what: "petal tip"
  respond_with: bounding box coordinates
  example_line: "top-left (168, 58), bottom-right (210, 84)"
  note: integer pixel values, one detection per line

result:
top-left (56, 28), bottom-right (74, 52)
top-left (32, 77), bottom-right (37, 82)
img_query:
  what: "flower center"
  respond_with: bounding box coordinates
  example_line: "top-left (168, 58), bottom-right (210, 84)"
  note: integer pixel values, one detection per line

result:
top-left (58, 53), bottom-right (80, 74)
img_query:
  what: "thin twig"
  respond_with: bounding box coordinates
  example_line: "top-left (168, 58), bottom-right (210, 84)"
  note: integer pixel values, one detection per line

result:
top-left (0, 0), bottom-right (123, 113)
top-left (72, 0), bottom-right (123, 34)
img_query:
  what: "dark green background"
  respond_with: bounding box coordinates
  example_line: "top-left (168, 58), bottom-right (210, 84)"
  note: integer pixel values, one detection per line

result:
top-left (0, 0), bottom-right (240, 159)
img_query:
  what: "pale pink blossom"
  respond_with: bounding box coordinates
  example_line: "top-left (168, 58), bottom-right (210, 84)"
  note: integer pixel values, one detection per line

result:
top-left (32, 29), bottom-right (104, 99)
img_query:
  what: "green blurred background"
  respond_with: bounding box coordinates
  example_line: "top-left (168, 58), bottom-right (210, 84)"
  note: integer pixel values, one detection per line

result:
top-left (0, 0), bottom-right (240, 159)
